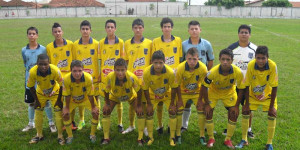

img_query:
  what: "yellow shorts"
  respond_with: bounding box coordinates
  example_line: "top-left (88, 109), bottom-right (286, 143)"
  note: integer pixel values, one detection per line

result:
top-left (110, 94), bottom-right (136, 104)
top-left (151, 96), bottom-right (182, 111)
top-left (93, 83), bottom-right (100, 96)
top-left (68, 97), bottom-right (99, 112)
top-left (249, 96), bottom-right (277, 111)
top-left (36, 93), bottom-right (60, 109)
top-left (208, 92), bottom-right (237, 108)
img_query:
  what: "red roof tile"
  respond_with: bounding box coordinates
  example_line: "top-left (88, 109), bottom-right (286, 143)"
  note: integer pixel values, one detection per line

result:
top-left (49, 0), bottom-right (105, 7)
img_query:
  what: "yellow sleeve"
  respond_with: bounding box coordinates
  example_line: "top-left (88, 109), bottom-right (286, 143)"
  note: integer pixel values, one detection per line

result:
top-left (46, 44), bottom-right (51, 63)
top-left (132, 75), bottom-right (141, 92)
top-left (54, 68), bottom-right (63, 86)
top-left (236, 69), bottom-right (246, 89)
top-left (200, 64), bottom-right (208, 85)
top-left (152, 39), bottom-right (158, 51)
top-left (269, 63), bottom-right (278, 87)
top-left (178, 38), bottom-right (183, 58)
top-left (72, 42), bottom-right (78, 60)
top-left (86, 75), bottom-right (94, 96)
top-left (27, 69), bottom-right (36, 88)
top-left (203, 71), bottom-right (213, 88)
top-left (142, 73), bottom-right (150, 91)
top-left (104, 73), bottom-right (112, 93)
top-left (62, 78), bottom-right (71, 96)
top-left (175, 66), bottom-right (183, 85)
top-left (244, 67), bottom-right (252, 87)
top-left (170, 71), bottom-right (178, 88)
top-left (124, 41), bottom-right (129, 61)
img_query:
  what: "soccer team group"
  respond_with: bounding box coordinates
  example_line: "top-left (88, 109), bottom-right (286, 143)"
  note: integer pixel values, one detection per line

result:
top-left (21, 17), bottom-right (278, 149)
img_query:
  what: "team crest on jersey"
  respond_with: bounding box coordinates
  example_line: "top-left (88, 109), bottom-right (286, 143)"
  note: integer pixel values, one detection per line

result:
top-left (252, 75), bottom-right (256, 79)
top-left (201, 50), bottom-right (205, 56)
top-left (173, 47), bottom-right (177, 53)
top-left (82, 87), bottom-right (86, 92)
top-left (248, 53), bottom-right (254, 59)
top-left (230, 79), bottom-right (234, 83)
top-left (53, 53), bottom-right (57, 58)
top-left (150, 81), bottom-right (153, 85)
top-left (90, 49), bottom-right (95, 55)
top-left (196, 75), bottom-right (199, 81)
top-left (126, 88), bottom-right (130, 93)
top-left (164, 79), bottom-right (168, 84)
top-left (130, 50), bottom-right (134, 55)
top-left (266, 75), bottom-right (269, 81)
top-left (115, 50), bottom-right (119, 56)
top-left (50, 80), bottom-right (55, 85)
top-left (77, 51), bottom-right (81, 55)
top-left (144, 48), bottom-right (148, 55)
top-left (114, 89), bottom-right (118, 93)
top-left (66, 51), bottom-right (70, 57)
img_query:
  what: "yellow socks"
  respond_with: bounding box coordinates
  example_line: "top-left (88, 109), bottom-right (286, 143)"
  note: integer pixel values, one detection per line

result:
top-left (225, 120), bottom-right (237, 141)
top-left (35, 109), bottom-right (43, 137)
top-left (79, 106), bottom-right (85, 121)
top-left (169, 115), bottom-right (177, 139)
top-left (206, 119), bottom-right (214, 139)
top-left (242, 115), bottom-right (250, 141)
top-left (117, 103), bottom-right (123, 126)
top-left (64, 119), bottom-right (73, 137)
top-left (137, 117), bottom-right (146, 140)
top-left (146, 116), bottom-right (154, 140)
top-left (176, 112), bottom-right (183, 137)
top-left (129, 104), bottom-right (136, 127)
top-left (157, 103), bottom-right (163, 128)
top-left (71, 109), bottom-right (75, 122)
top-left (102, 116), bottom-right (111, 139)
top-left (54, 110), bottom-right (63, 138)
top-left (267, 116), bottom-right (276, 144)
top-left (91, 118), bottom-right (98, 136)
top-left (198, 111), bottom-right (206, 137)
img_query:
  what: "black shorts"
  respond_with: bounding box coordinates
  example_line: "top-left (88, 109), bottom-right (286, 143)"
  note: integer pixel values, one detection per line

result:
top-left (25, 88), bottom-right (34, 103)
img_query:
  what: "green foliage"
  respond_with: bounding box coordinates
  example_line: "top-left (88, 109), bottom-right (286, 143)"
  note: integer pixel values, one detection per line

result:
top-left (42, 4), bottom-right (50, 8)
top-left (184, 2), bottom-right (188, 10)
top-left (205, 0), bottom-right (244, 9)
top-left (150, 3), bottom-right (155, 10)
top-left (169, 0), bottom-right (176, 2)
top-left (262, 0), bottom-right (292, 7)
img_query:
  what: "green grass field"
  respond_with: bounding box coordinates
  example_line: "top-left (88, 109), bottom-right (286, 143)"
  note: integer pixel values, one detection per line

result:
top-left (0, 17), bottom-right (299, 150)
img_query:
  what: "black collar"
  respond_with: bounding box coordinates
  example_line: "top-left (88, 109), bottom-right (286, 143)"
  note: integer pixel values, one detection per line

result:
top-left (79, 37), bottom-right (93, 44)
top-left (219, 65), bottom-right (234, 74)
top-left (53, 39), bottom-right (67, 48)
top-left (104, 36), bottom-right (119, 44)
top-left (161, 35), bottom-right (175, 42)
top-left (188, 37), bottom-right (201, 44)
top-left (37, 67), bottom-right (51, 76)
top-left (71, 73), bottom-right (85, 82)
top-left (150, 65), bottom-right (167, 75)
top-left (185, 61), bottom-right (200, 71)
top-left (26, 44), bottom-right (41, 49)
top-left (130, 37), bottom-right (145, 44)
top-left (254, 61), bottom-right (270, 70)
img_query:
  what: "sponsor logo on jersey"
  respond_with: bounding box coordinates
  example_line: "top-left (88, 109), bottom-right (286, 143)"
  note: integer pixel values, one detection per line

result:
top-left (236, 60), bottom-right (248, 71)
top-left (201, 50), bottom-right (205, 56)
top-left (165, 56), bottom-right (175, 65)
top-left (102, 69), bottom-right (113, 76)
top-left (104, 58), bottom-right (115, 66)
top-left (115, 50), bottom-right (119, 56)
top-left (84, 69), bottom-right (93, 74)
top-left (66, 51), bottom-right (70, 57)
top-left (82, 57), bottom-right (92, 66)
top-left (134, 70), bottom-right (143, 78)
top-left (173, 47), bottom-right (177, 53)
top-left (73, 95), bottom-right (84, 101)
top-left (154, 87), bottom-right (166, 95)
top-left (144, 48), bottom-right (148, 55)
top-left (43, 87), bottom-right (53, 95)
top-left (248, 52), bottom-right (254, 59)
top-left (118, 95), bottom-right (129, 102)
top-left (133, 57), bottom-right (145, 68)
top-left (185, 83), bottom-right (198, 90)
top-left (90, 49), bottom-right (95, 55)
top-left (253, 84), bottom-right (266, 93)
top-left (57, 59), bottom-right (68, 68)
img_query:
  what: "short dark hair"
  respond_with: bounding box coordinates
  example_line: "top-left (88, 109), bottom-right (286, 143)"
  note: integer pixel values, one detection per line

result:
top-left (37, 54), bottom-right (49, 63)
top-left (52, 22), bottom-right (62, 31)
top-left (160, 17), bottom-right (173, 28)
top-left (255, 46), bottom-right (269, 57)
top-left (132, 18), bottom-right (144, 28)
top-left (114, 58), bottom-right (127, 69)
top-left (105, 19), bottom-right (116, 28)
top-left (219, 48), bottom-right (233, 60)
top-left (27, 26), bottom-right (38, 34)
top-left (186, 47), bottom-right (199, 57)
top-left (151, 50), bottom-right (165, 62)
top-left (70, 60), bottom-right (84, 70)
top-left (188, 20), bottom-right (200, 28)
top-left (238, 24), bottom-right (251, 34)
top-left (80, 20), bottom-right (91, 29)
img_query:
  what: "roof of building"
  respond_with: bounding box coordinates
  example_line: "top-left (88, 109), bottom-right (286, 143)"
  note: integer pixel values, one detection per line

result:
top-left (48, 0), bottom-right (105, 7)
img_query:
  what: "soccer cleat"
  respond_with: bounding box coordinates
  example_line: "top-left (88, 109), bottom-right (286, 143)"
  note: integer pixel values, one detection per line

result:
top-left (49, 124), bottom-right (57, 133)
top-left (167, 126), bottom-right (170, 134)
top-left (235, 140), bottom-right (249, 149)
top-left (97, 122), bottom-right (102, 130)
top-left (200, 137), bottom-right (207, 146)
top-left (137, 139), bottom-right (145, 146)
top-left (90, 135), bottom-right (96, 143)
top-left (66, 137), bottom-right (73, 144)
top-left (222, 129), bottom-right (227, 136)
top-left (101, 139), bottom-right (110, 145)
top-left (147, 138), bottom-right (154, 146)
top-left (181, 127), bottom-right (187, 133)
top-left (170, 138), bottom-right (176, 146)
top-left (144, 127), bottom-right (148, 137)
top-left (207, 139), bottom-right (215, 148)
top-left (265, 144), bottom-right (273, 150)
top-left (156, 127), bottom-right (163, 135)
top-left (176, 136), bottom-right (182, 144)
top-left (29, 136), bottom-right (44, 144)
top-left (122, 126), bottom-right (135, 134)
top-left (248, 131), bottom-right (255, 139)
top-left (58, 138), bottom-right (65, 145)
top-left (118, 125), bottom-right (124, 133)
top-left (77, 120), bottom-right (85, 130)
top-left (22, 124), bottom-right (35, 132)
top-left (224, 140), bottom-right (235, 149)
top-left (71, 121), bottom-right (78, 131)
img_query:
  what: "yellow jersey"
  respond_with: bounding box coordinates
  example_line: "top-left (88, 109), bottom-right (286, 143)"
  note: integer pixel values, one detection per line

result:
top-left (27, 64), bottom-right (63, 96)
top-left (46, 39), bottom-right (74, 76)
top-left (142, 64), bottom-right (178, 100)
top-left (62, 72), bottom-right (94, 103)
top-left (73, 37), bottom-right (99, 82)
top-left (244, 59), bottom-right (278, 101)
top-left (152, 35), bottom-right (182, 69)
top-left (203, 64), bottom-right (245, 97)
top-left (176, 61), bottom-right (207, 96)
top-left (99, 36), bottom-right (124, 81)
top-left (104, 70), bottom-right (140, 102)
top-left (124, 37), bottom-right (152, 84)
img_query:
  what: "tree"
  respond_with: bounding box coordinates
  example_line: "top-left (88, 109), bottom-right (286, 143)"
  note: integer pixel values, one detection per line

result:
top-left (262, 0), bottom-right (292, 7)
top-left (205, 0), bottom-right (244, 9)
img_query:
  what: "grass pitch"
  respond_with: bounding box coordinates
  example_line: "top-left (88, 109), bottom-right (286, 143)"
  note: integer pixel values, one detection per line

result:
top-left (0, 17), bottom-right (299, 150)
